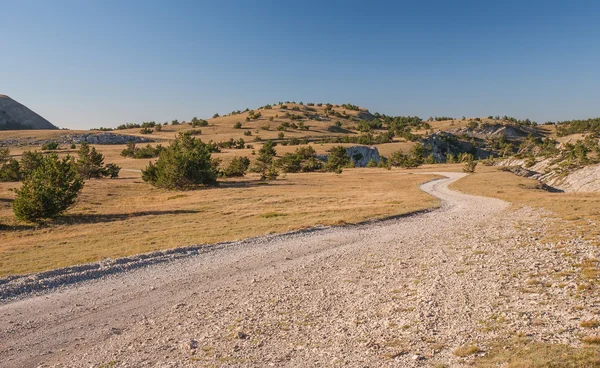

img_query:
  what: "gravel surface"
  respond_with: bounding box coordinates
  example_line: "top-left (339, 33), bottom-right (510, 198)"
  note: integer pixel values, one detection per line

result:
top-left (0, 172), bottom-right (598, 367)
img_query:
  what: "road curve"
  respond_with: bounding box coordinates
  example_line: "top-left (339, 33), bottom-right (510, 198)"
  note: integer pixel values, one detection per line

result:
top-left (0, 172), bottom-right (514, 367)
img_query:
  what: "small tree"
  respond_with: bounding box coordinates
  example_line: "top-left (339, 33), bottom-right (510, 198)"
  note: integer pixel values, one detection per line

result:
top-left (41, 141), bottom-right (59, 151)
top-left (12, 153), bottom-right (83, 221)
top-left (462, 154), bottom-right (477, 173)
top-left (103, 163), bottom-right (121, 178)
top-left (324, 146), bottom-right (350, 173)
top-left (366, 158), bottom-right (377, 167)
top-left (221, 156), bottom-right (250, 177)
top-left (20, 151), bottom-right (45, 177)
top-left (77, 142), bottom-right (105, 179)
top-left (142, 133), bottom-right (219, 189)
top-left (0, 148), bottom-right (9, 164)
top-left (0, 159), bottom-right (21, 182)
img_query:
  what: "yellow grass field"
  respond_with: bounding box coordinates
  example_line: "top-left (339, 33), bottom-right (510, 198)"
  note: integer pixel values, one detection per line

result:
top-left (451, 166), bottom-right (600, 243)
top-left (0, 169), bottom-right (439, 277)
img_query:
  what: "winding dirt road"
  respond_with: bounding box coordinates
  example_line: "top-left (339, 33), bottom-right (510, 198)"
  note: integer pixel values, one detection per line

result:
top-left (0, 173), bottom-right (581, 367)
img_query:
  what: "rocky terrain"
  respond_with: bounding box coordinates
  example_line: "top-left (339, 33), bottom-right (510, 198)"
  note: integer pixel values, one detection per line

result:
top-left (0, 132), bottom-right (154, 147)
top-left (1, 173), bottom-right (597, 367)
top-left (497, 158), bottom-right (600, 193)
top-left (0, 95), bottom-right (57, 130)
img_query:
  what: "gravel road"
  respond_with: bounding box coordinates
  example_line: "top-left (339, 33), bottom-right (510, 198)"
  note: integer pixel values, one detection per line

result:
top-left (1, 172), bottom-right (596, 367)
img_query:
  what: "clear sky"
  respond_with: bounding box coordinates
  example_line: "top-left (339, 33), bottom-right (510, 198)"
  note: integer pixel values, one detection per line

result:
top-left (1, 0), bottom-right (599, 129)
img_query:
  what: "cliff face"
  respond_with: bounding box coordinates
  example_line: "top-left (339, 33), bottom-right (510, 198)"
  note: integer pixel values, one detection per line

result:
top-left (0, 95), bottom-right (57, 130)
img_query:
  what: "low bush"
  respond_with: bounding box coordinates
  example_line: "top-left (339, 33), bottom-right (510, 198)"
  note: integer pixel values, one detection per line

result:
top-left (142, 133), bottom-right (219, 189)
top-left (41, 141), bottom-right (59, 150)
top-left (221, 156), bottom-right (250, 177)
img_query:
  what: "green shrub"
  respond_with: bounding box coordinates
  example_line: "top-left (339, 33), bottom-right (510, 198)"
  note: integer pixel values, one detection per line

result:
top-left (244, 130), bottom-right (252, 136)
top-left (20, 151), bottom-right (45, 177)
top-left (103, 163), bottom-right (121, 178)
top-left (191, 117), bottom-right (208, 127)
top-left (0, 147), bottom-right (9, 164)
top-left (261, 164), bottom-right (279, 181)
top-left (141, 133), bottom-right (219, 190)
top-left (324, 146), bottom-right (350, 173)
top-left (70, 143), bottom-right (77, 149)
top-left (140, 127), bottom-right (153, 134)
top-left (41, 141), bottom-right (59, 150)
top-left (462, 153), bottom-right (477, 173)
top-left (366, 158), bottom-right (377, 167)
top-left (212, 113), bottom-right (220, 118)
top-left (0, 159), bottom-right (21, 182)
top-left (187, 129), bottom-right (202, 136)
top-left (276, 153), bottom-right (302, 173)
top-left (221, 156), bottom-right (250, 177)
top-left (300, 157), bottom-right (323, 172)
top-left (295, 145), bottom-right (317, 159)
top-left (77, 142), bottom-right (106, 179)
top-left (12, 153), bottom-right (83, 221)
top-left (233, 122), bottom-right (243, 129)
top-left (121, 143), bottom-right (165, 159)
top-left (154, 124), bottom-right (162, 132)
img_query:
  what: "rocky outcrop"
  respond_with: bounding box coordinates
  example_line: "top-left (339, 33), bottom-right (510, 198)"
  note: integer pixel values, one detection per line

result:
top-left (317, 145), bottom-right (380, 167)
top-left (69, 133), bottom-right (154, 145)
top-left (0, 95), bottom-right (57, 130)
top-left (0, 133), bottom-right (154, 147)
top-left (346, 145), bottom-right (380, 166)
top-left (423, 132), bottom-right (494, 162)
top-left (451, 124), bottom-right (535, 140)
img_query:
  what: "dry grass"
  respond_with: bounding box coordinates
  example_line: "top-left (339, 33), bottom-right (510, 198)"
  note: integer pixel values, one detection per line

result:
top-left (0, 169), bottom-right (439, 276)
top-left (453, 344), bottom-right (480, 357)
top-left (580, 319), bottom-right (600, 328)
top-left (475, 338), bottom-right (600, 367)
top-left (450, 167), bottom-right (600, 243)
top-left (582, 336), bottom-right (600, 345)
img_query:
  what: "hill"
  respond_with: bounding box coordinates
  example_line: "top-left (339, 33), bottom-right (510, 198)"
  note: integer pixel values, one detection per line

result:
top-left (0, 95), bottom-right (57, 130)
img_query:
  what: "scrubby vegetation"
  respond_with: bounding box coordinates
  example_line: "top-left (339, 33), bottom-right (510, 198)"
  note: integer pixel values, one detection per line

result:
top-left (76, 143), bottom-right (121, 179)
top-left (121, 143), bottom-right (165, 159)
top-left (221, 156), bottom-right (251, 177)
top-left (324, 146), bottom-right (351, 173)
top-left (142, 133), bottom-right (219, 190)
top-left (390, 144), bottom-right (427, 169)
top-left (555, 117), bottom-right (600, 136)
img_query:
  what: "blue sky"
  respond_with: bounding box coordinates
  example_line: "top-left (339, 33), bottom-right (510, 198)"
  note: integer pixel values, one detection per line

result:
top-left (1, 0), bottom-right (599, 129)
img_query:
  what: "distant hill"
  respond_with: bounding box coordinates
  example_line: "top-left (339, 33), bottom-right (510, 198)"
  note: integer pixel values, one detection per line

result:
top-left (0, 95), bottom-right (57, 130)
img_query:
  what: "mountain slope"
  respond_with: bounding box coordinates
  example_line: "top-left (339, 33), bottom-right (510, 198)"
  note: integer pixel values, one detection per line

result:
top-left (0, 95), bottom-right (57, 130)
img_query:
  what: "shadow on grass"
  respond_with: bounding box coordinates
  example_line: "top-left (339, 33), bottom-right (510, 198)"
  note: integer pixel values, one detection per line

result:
top-left (55, 209), bottom-right (201, 225)
top-left (0, 223), bottom-right (37, 231)
top-left (0, 198), bottom-right (13, 204)
top-left (215, 180), bottom-right (295, 189)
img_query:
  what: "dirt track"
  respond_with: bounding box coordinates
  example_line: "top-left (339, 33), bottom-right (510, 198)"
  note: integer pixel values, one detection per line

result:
top-left (0, 172), bottom-right (594, 367)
